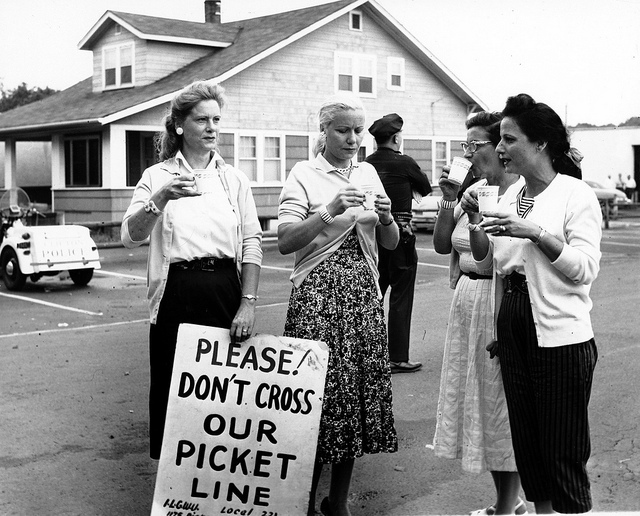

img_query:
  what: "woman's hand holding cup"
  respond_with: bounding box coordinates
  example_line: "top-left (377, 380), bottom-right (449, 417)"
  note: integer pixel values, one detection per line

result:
top-left (439, 166), bottom-right (462, 201)
top-left (327, 185), bottom-right (365, 216)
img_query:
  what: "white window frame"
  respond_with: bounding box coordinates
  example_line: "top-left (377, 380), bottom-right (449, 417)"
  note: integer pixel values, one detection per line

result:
top-left (334, 51), bottom-right (377, 98)
top-left (349, 10), bottom-right (363, 31)
top-left (114, 24), bottom-right (121, 36)
top-left (102, 42), bottom-right (135, 90)
top-left (235, 133), bottom-right (286, 184)
top-left (387, 57), bottom-right (405, 91)
top-left (433, 140), bottom-right (450, 182)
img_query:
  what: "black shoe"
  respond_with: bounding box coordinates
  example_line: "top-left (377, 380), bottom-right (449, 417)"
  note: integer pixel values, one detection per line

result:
top-left (320, 497), bottom-right (333, 516)
top-left (390, 361), bottom-right (423, 373)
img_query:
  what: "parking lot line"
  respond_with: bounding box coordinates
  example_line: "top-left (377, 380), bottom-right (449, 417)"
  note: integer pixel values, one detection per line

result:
top-left (0, 292), bottom-right (104, 316)
top-left (0, 318), bottom-right (148, 340)
top-left (94, 270), bottom-right (146, 281)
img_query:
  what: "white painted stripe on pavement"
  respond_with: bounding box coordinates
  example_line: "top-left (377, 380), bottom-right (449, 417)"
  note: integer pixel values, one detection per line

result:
top-left (0, 318), bottom-right (148, 340)
top-left (94, 270), bottom-right (146, 281)
top-left (418, 261), bottom-right (449, 269)
top-left (0, 292), bottom-right (104, 316)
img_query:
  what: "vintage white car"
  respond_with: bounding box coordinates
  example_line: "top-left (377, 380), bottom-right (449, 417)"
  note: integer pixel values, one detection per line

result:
top-left (0, 188), bottom-right (101, 291)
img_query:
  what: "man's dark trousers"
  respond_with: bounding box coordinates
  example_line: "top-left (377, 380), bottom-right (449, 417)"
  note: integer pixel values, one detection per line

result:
top-left (378, 229), bottom-right (417, 363)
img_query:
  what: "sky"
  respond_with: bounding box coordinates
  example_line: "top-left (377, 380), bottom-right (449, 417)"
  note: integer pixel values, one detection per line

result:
top-left (1, 0), bottom-right (638, 126)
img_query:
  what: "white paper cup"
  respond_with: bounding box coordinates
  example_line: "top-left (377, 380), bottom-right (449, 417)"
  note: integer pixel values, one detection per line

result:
top-left (193, 170), bottom-right (217, 193)
top-left (477, 185), bottom-right (500, 213)
top-left (359, 184), bottom-right (377, 210)
top-left (447, 157), bottom-right (472, 185)
top-left (363, 191), bottom-right (377, 210)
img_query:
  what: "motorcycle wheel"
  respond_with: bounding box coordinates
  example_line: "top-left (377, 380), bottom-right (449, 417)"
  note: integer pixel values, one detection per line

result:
top-left (1, 248), bottom-right (27, 291)
top-left (69, 268), bottom-right (94, 286)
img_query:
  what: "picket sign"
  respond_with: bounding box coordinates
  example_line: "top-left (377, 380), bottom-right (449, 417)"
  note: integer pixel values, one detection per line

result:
top-left (151, 324), bottom-right (329, 516)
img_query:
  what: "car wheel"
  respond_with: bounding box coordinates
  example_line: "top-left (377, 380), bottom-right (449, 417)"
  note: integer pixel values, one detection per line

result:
top-left (69, 268), bottom-right (94, 286)
top-left (1, 248), bottom-right (27, 291)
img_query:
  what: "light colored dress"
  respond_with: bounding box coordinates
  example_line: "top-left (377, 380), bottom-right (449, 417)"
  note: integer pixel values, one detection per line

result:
top-left (433, 204), bottom-right (517, 473)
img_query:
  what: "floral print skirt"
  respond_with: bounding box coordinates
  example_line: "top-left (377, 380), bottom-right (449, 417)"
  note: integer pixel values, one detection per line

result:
top-left (284, 232), bottom-right (398, 463)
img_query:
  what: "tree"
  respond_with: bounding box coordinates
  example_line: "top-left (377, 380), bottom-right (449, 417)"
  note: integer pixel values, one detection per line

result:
top-left (620, 116), bottom-right (640, 127)
top-left (0, 82), bottom-right (59, 113)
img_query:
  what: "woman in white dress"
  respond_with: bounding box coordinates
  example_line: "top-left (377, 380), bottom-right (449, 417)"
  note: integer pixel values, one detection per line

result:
top-left (432, 111), bottom-right (525, 515)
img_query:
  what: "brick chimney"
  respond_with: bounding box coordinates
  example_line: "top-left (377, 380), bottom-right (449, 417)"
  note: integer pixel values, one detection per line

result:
top-left (204, 0), bottom-right (221, 23)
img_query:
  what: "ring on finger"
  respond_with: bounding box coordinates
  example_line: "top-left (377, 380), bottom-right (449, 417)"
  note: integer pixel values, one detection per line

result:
top-left (500, 225), bottom-right (506, 232)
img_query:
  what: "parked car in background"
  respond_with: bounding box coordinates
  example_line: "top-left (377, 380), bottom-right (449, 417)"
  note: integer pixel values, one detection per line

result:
top-left (411, 185), bottom-right (442, 231)
top-left (584, 179), bottom-right (630, 219)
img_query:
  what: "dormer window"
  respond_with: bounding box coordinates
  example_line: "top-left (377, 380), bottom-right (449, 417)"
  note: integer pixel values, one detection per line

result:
top-left (350, 11), bottom-right (362, 31)
top-left (335, 51), bottom-right (376, 98)
top-left (103, 43), bottom-right (134, 89)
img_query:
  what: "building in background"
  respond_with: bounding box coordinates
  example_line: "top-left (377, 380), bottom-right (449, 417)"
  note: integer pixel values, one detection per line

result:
top-left (0, 0), bottom-right (485, 224)
top-left (570, 126), bottom-right (640, 193)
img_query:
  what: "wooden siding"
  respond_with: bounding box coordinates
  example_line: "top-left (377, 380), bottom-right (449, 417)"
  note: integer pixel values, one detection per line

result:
top-left (252, 186), bottom-right (283, 220)
top-left (215, 12), bottom-right (468, 139)
top-left (139, 41), bottom-right (212, 86)
top-left (53, 188), bottom-right (133, 223)
top-left (404, 139), bottom-right (432, 180)
top-left (285, 135), bottom-right (309, 176)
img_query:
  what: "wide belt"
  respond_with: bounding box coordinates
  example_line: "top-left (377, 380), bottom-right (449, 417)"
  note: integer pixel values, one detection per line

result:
top-left (461, 271), bottom-right (492, 280)
top-left (392, 211), bottom-right (413, 224)
top-left (505, 272), bottom-right (528, 293)
top-left (169, 257), bottom-right (235, 272)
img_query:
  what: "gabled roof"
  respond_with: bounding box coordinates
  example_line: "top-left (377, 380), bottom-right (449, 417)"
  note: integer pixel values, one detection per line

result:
top-left (0, 0), bottom-right (486, 137)
top-left (78, 11), bottom-right (238, 50)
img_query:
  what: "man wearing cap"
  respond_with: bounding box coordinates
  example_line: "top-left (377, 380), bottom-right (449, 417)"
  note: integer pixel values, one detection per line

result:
top-left (365, 113), bottom-right (431, 374)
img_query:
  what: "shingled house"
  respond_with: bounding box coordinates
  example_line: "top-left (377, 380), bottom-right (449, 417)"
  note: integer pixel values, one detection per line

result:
top-left (0, 0), bottom-right (486, 224)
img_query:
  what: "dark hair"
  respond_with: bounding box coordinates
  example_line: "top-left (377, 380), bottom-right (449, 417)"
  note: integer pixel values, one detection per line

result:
top-left (156, 81), bottom-right (227, 161)
top-left (501, 93), bottom-right (581, 179)
top-left (465, 111), bottom-right (503, 146)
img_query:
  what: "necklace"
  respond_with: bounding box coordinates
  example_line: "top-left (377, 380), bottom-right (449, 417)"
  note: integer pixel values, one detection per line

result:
top-left (334, 162), bottom-right (353, 178)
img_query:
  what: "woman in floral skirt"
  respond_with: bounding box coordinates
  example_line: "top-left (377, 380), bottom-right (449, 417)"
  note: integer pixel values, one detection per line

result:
top-left (278, 92), bottom-right (399, 516)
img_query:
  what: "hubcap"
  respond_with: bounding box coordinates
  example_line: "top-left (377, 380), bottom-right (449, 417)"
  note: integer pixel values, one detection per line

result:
top-left (6, 259), bottom-right (15, 276)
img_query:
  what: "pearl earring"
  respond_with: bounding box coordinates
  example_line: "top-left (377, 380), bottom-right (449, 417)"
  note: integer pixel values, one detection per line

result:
top-left (176, 127), bottom-right (183, 135)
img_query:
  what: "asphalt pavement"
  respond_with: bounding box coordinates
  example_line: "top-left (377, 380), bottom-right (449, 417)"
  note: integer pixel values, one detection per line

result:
top-left (0, 221), bottom-right (639, 515)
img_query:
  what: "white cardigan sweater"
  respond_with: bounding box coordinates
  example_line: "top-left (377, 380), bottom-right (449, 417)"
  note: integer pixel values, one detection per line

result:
top-left (475, 173), bottom-right (602, 347)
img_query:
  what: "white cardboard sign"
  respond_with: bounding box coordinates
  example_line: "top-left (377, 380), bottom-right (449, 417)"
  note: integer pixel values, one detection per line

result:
top-left (151, 324), bottom-right (329, 516)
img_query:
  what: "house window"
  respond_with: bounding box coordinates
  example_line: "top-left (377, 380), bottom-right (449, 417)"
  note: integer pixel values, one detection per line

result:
top-left (126, 131), bottom-right (157, 186)
top-left (350, 11), bottom-right (362, 31)
top-left (64, 135), bottom-right (102, 187)
top-left (239, 136), bottom-right (257, 182)
top-left (263, 136), bottom-right (281, 182)
top-left (103, 43), bottom-right (134, 89)
top-left (357, 147), bottom-right (367, 163)
top-left (114, 24), bottom-right (121, 35)
top-left (434, 141), bottom-right (448, 180)
top-left (387, 57), bottom-right (405, 90)
top-left (335, 52), bottom-right (376, 97)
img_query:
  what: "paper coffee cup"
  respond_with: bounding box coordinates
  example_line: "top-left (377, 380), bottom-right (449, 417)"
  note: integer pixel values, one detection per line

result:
top-left (193, 170), bottom-right (217, 193)
top-left (447, 157), bottom-right (472, 185)
top-left (359, 184), bottom-right (377, 210)
top-left (477, 185), bottom-right (499, 213)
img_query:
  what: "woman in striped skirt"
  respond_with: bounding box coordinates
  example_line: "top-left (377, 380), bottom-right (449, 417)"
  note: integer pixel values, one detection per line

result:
top-left (464, 94), bottom-right (602, 514)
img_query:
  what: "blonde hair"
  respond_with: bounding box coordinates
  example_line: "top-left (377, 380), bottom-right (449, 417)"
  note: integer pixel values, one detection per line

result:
top-left (312, 92), bottom-right (365, 156)
top-left (156, 81), bottom-right (227, 161)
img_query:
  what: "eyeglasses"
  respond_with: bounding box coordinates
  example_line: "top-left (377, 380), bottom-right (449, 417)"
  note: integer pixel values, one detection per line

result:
top-left (460, 140), bottom-right (493, 154)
